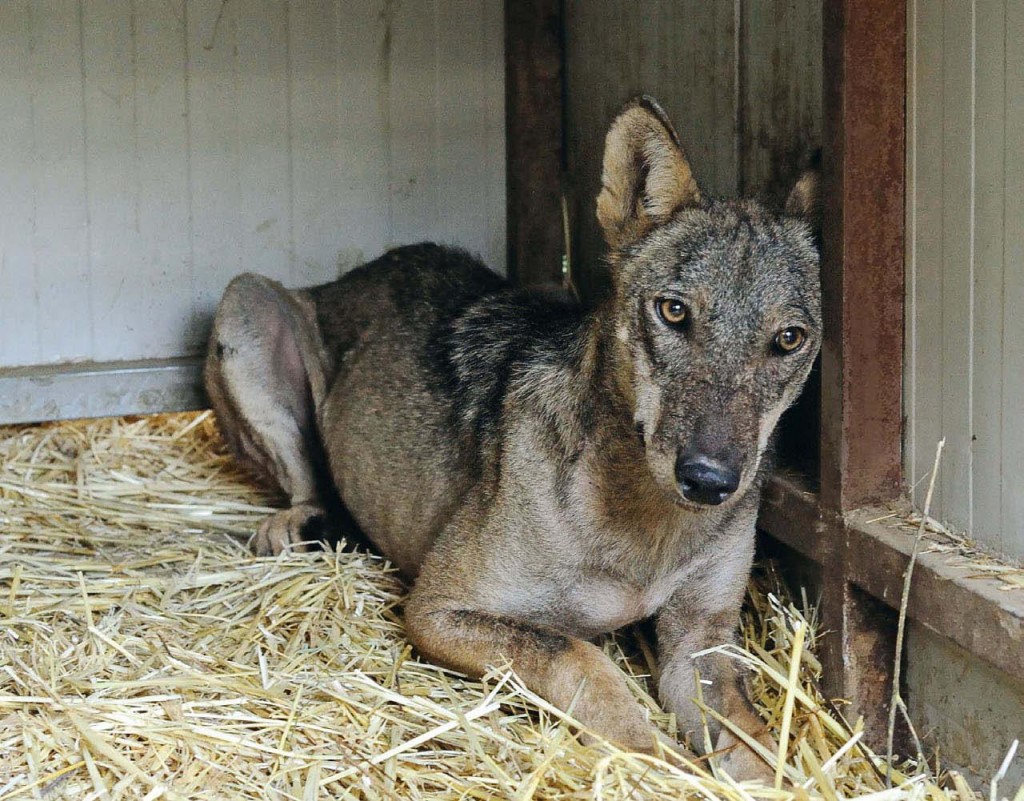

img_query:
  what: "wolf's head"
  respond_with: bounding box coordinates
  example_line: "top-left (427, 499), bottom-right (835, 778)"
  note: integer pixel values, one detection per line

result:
top-left (597, 97), bottom-right (821, 510)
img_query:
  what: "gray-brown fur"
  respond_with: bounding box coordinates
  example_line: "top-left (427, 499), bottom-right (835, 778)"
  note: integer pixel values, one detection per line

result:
top-left (205, 96), bottom-right (821, 779)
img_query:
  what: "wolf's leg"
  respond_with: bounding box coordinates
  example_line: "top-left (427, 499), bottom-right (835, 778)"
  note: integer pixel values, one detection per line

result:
top-left (205, 273), bottom-right (331, 556)
top-left (405, 589), bottom-right (669, 754)
top-left (657, 596), bottom-right (775, 780)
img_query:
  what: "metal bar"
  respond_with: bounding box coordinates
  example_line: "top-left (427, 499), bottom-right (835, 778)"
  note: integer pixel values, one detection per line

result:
top-left (807, 0), bottom-right (909, 749)
top-left (0, 358), bottom-right (204, 424)
top-left (504, 0), bottom-right (565, 287)
top-left (820, 0), bottom-right (907, 512)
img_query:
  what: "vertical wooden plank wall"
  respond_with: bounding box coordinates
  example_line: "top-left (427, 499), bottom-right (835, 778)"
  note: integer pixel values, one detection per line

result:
top-left (187, 1), bottom-right (243, 354)
top-left (738, 2), bottom-right (822, 203)
top-left (505, 0), bottom-right (565, 287)
top-left (131, 1), bottom-right (193, 360)
top-left (439, 0), bottom-right (506, 282)
top-left (0, 0), bottom-right (505, 420)
top-left (0, 2), bottom-right (38, 365)
top-left (971, 0), bottom-right (1006, 554)
top-left (564, 0), bottom-right (821, 300)
top-left (27, 2), bottom-right (92, 365)
top-left (1004, 0), bottom-right (1024, 561)
top-left (907, 0), bottom-right (1024, 560)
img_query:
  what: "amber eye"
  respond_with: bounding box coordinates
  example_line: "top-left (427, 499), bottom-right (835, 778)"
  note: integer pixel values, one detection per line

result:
top-left (657, 298), bottom-right (688, 326)
top-left (774, 327), bottom-right (807, 354)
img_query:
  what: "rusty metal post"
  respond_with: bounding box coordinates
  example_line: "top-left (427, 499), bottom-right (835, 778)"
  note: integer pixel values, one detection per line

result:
top-left (818, 0), bottom-right (907, 748)
top-left (819, 0), bottom-right (907, 513)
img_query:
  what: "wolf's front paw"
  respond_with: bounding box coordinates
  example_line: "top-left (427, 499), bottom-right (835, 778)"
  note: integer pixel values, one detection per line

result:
top-left (715, 734), bottom-right (776, 784)
top-left (250, 502), bottom-right (324, 556)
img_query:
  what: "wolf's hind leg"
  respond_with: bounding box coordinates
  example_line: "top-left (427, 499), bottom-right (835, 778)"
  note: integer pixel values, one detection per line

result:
top-left (205, 273), bottom-right (332, 556)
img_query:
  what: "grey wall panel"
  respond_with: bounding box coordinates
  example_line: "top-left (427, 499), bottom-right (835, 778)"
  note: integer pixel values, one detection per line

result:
top-left (972, 0), bottom-right (1008, 552)
top-left (128, 0), bottom-right (194, 361)
top-left (434, 0), bottom-right (506, 273)
top-left (0, 2), bottom-right (37, 369)
top-left (0, 0), bottom-right (505, 420)
top-left (906, 0), bottom-right (1024, 560)
top-left (906, 623), bottom-right (1024, 790)
top-left (24, 2), bottom-right (93, 367)
top-left (940, 0), bottom-right (974, 538)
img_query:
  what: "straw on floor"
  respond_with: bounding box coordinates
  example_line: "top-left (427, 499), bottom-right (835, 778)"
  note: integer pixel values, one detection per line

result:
top-left (0, 413), bottom-right (990, 799)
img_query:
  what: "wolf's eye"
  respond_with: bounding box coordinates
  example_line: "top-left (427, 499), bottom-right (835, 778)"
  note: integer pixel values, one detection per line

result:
top-left (774, 327), bottom-right (807, 354)
top-left (656, 298), bottom-right (688, 327)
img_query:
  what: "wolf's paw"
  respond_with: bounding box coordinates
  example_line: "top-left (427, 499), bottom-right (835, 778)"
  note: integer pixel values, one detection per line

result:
top-left (250, 502), bottom-right (324, 556)
top-left (715, 737), bottom-right (776, 784)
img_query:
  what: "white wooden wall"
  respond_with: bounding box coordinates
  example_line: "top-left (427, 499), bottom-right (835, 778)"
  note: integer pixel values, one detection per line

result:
top-left (0, 0), bottom-right (504, 420)
top-left (906, 0), bottom-right (1024, 560)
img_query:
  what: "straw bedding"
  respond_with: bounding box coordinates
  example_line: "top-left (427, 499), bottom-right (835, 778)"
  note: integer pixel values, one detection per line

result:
top-left (0, 413), bottom-right (995, 799)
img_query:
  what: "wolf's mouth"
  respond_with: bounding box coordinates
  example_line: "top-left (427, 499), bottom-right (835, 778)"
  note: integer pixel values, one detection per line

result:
top-left (671, 495), bottom-right (721, 514)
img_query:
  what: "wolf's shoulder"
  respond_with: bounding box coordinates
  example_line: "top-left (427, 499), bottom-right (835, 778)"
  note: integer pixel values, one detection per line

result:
top-left (451, 288), bottom-right (584, 363)
top-left (437, 287), bottom-right (588, 443)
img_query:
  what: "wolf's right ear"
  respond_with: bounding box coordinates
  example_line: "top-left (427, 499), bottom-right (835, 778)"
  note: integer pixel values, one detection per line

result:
top-left (597, 96), bottom-right (702, 251)
top-left (784, 151), bottom-right (822, 231)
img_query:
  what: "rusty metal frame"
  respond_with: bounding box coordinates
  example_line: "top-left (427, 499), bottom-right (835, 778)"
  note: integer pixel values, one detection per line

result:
top-left (817, 0), bottom-right (908, 742)
top-left (757, 0), bottom-right (1024, 750)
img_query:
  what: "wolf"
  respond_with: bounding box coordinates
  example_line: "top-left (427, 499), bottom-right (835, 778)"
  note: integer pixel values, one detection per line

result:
top-left (204, 96), bottom-right (821, 779)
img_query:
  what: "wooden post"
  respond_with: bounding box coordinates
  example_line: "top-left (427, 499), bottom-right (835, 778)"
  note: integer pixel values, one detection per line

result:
top-left (505, 0), bottom-right (565, 287)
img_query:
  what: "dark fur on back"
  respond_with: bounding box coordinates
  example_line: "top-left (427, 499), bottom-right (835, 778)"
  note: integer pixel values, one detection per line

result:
top-left (310, 243), bottom-right (504, 363)
top-left (439, 289), bottom-right (588, 451)
top-left (314, 243), bottom-right (596, 468)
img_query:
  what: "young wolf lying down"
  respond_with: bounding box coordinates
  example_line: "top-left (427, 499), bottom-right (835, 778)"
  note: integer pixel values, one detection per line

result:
top-left (206, 96), bottom-right (821, 779)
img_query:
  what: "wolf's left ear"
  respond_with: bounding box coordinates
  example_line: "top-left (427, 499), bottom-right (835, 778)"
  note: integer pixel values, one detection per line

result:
top-left (597, 96), bottom-right (702, 251)
top-left (784, 154), bottom-right (822, 231)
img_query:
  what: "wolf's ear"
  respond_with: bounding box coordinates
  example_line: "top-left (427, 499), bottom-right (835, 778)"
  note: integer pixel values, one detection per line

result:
top-left (597, 96), bottom-right (702, 251)
top-left (784, 153), bottom-right (822, 231)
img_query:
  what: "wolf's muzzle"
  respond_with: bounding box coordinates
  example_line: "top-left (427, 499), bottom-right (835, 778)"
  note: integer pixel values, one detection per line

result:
top-left (674, 454), bottom-right (740, 506)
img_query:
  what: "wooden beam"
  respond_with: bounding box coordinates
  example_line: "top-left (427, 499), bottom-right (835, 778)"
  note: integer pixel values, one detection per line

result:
top-left (505, 0), bottom-right (565, 287)
top-left (760, 476), bottom-right (1024, 747)
top-left (808, 0), bottom-right (908, 747)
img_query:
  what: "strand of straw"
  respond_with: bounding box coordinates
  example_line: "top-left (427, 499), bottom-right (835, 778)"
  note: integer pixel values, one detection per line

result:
top-left (886, 438), bottom-right (945, 786)
top-left (774, 620), bottom-right (806, 789)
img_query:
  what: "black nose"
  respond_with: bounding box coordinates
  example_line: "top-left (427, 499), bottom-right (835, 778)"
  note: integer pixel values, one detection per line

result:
top-left (675, 454), bottom-right (740, 506)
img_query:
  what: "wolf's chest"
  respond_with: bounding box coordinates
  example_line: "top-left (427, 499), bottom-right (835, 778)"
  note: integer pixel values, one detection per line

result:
top-left (561, 566), bottom-right (689, 639)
